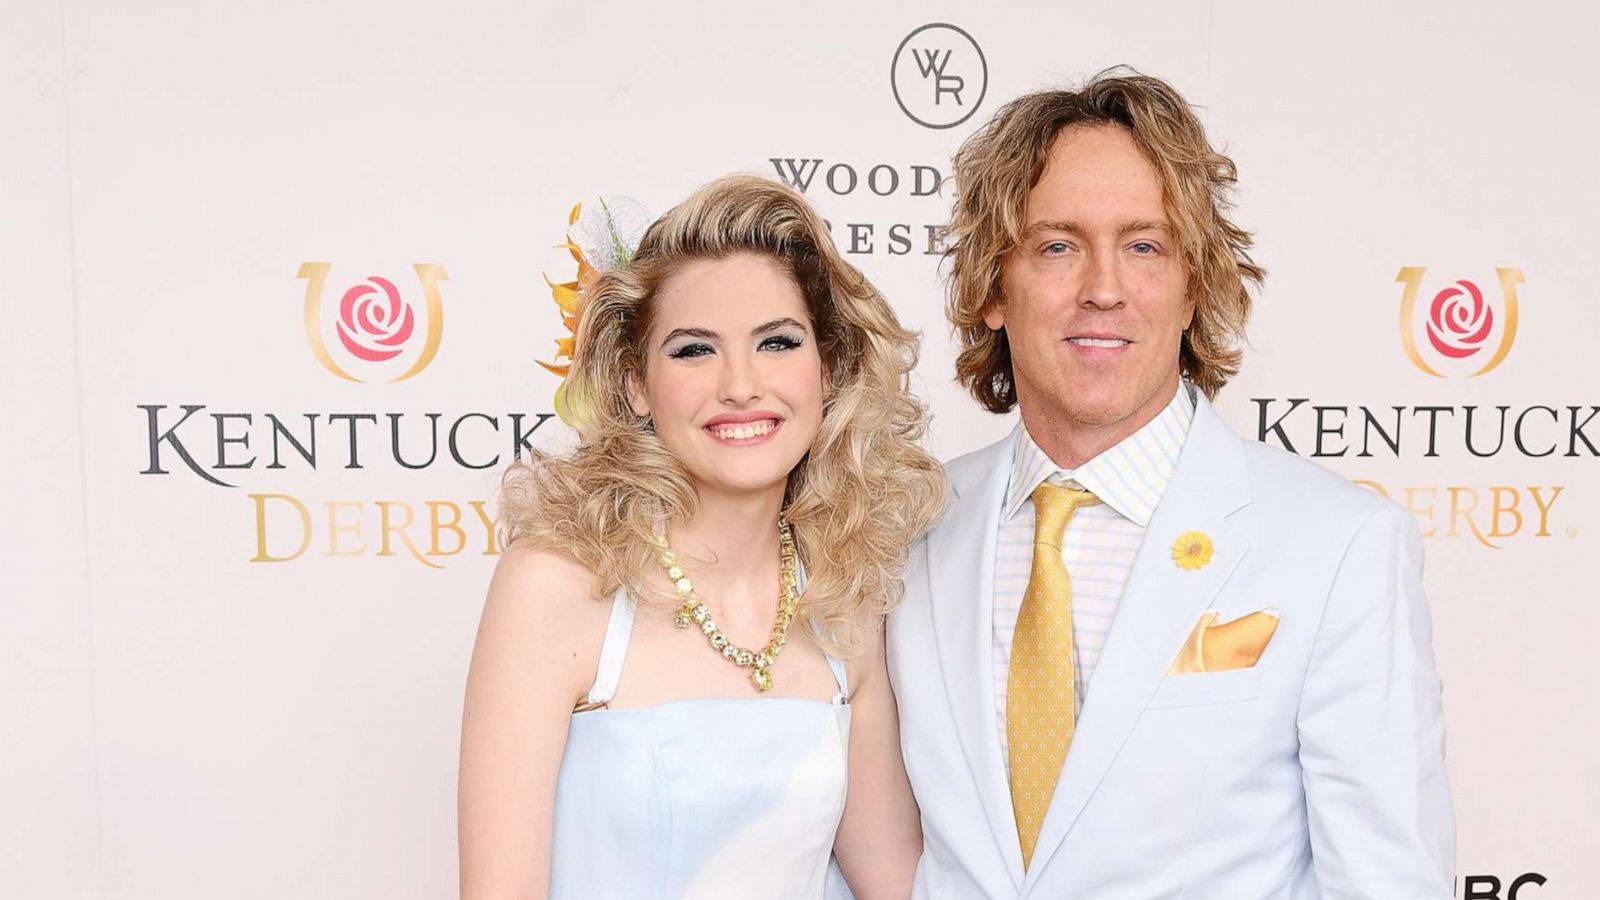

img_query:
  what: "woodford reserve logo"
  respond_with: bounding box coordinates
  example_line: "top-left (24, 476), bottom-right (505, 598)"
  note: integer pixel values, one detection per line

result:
top-left (768, 157), bottom-right (950, 257)
top-left (762, 25), bottom-right (982, 256)
top-left (1252, 267), bottom-right (1591, 549)
top-left (890, 23), bottom-right (988, 130)
top-left (136, 260), bottom-right (562, 568)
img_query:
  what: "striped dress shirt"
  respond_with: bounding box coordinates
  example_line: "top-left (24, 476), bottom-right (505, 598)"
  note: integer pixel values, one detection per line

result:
top-left (994, 382), bottom-right (1196, 770)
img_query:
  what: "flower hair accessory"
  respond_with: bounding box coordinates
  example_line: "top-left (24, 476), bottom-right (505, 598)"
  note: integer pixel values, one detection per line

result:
top-left (539, 196), bottom-right (651, 424)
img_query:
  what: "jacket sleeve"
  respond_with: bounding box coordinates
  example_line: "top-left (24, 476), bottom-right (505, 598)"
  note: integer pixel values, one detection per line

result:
top-left (1297, 505), bottom-right (1456, 898)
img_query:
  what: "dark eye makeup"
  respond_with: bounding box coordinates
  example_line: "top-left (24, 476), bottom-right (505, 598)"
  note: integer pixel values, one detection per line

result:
top-left (667, 342), bottom-right (715, 359)
top-left (664, 333), bottom-right (805, 359)
top-left (759, 334), bottom-right (804, 352)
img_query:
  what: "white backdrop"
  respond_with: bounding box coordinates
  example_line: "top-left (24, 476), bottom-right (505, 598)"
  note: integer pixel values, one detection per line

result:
top-left (3, 1), bottom-right (1595, 898)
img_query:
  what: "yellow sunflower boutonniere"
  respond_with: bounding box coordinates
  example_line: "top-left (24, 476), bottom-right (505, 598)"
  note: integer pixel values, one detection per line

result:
top-left (1172, 531), bottom-right (1214, 571)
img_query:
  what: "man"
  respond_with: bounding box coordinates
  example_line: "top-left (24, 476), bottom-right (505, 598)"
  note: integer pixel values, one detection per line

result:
top-left (888, 71), bottom-right (1454, 898)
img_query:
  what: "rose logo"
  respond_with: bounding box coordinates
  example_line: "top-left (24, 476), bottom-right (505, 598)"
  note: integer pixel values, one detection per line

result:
top-left (296, 262), bottom-right (448, 383)
top-left (337, 276), bottom-right (415, 362)
top-left (1395, 266), bottom-right (1523, 379)
top-left (1425, 280), bottom-right (1493, 359)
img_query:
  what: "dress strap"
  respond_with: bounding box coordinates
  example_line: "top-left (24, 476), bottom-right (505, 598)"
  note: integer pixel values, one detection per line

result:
top-left (824, 652), bottom-right (849, 704)
top-left (578, 589), bottom-right (634, 710)
top-left (794, 557), bottom-right (849, 704)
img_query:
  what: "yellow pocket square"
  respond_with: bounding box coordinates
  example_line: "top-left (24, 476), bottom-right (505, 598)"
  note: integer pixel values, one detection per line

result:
top-left (1168, 609), bottom-right (1280, 675)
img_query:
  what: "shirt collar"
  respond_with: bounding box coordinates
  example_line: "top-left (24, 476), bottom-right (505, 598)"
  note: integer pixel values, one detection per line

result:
top-left (1003, 381), bottom-right (1197, 527)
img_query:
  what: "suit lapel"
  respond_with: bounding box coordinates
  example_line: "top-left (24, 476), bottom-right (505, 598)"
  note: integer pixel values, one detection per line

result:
top-left (927, 430), bottom-right (1024, 891)
top-left (1022, 398), bottom-right (1256, 888)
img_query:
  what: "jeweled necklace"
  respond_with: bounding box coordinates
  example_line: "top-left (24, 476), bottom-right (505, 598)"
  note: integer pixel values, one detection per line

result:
top-left (659, 521), bottom-right (799, 693)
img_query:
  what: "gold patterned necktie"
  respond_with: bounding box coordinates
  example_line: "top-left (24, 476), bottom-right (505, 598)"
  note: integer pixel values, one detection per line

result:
top-left (1008, 480), bottom-right (1100, 870)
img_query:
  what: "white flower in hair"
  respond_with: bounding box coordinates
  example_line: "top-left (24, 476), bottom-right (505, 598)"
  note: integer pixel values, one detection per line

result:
top-left (568, 196), bottom-right (652, 272)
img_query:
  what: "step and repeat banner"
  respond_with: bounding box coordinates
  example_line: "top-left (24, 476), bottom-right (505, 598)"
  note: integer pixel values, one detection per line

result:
top-left (4, 1), bottom-right (1595, 898)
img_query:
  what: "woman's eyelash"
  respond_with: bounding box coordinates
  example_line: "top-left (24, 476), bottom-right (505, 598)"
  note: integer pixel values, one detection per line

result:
top-left (667, 342), bottom-right (714, 359)
top-left (666, 335), bottom-right (803, 358)
top-left (760, 335), bottom-right (803, 351)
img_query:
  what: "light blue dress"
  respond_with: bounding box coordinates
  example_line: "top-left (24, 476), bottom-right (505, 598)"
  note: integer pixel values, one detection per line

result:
top-left (549, 590), bottom-right (852, 899)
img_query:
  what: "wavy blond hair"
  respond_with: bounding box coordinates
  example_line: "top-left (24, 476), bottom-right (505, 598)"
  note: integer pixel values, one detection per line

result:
top-left (500, 174), bottom-right (946, 656)
top-left (946, 67), bottom-right (1265, 411)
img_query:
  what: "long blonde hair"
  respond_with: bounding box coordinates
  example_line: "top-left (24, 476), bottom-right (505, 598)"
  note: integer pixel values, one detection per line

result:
top-left (500, 174), bottom-right (946, 656)
top-left (945, 67), bottom-right (1264, 410)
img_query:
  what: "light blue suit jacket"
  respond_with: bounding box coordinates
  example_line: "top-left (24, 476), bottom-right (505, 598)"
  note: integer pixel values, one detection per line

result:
top-left (882, 396), bottom-right (1454, 899)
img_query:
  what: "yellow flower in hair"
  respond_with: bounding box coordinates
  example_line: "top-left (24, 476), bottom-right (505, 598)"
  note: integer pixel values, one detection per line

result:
top-left (538, 197), bottom-right (651, 425)
top-left (538, 203), bottom-right (591, 380)
top-left (1172, 531), bottom-right (1214, 571)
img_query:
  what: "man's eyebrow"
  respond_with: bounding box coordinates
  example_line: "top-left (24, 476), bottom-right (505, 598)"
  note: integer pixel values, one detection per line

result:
top-left (1019, 219), bottom-right (1173, 238)
top-left (1019, 220), bottom-right (1080, 237)
top-left (1118, 220), bottom-right (1172, 237)
top-left (659, 326), bottom-right (718, 347)
top-left (752, 317), bottom-right (806, 336)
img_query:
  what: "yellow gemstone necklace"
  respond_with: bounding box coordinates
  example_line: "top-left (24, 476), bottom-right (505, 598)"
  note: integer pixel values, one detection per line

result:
top-left (660, 521), bottom-right (799, 693)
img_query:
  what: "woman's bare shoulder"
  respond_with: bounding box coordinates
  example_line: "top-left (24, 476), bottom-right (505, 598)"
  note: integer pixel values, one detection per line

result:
top-left (476, 544), bottom-right (614, 682)
top-left (487, 543), bottom-right (606, 607)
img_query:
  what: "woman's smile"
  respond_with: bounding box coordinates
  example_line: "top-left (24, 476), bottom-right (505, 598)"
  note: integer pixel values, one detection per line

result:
top-left (703, 411), bottom-right (785, 445)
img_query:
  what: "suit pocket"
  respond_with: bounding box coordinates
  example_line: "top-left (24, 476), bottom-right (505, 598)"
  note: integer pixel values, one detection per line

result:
top-left (1146, 665), bottom-right (1265, 709)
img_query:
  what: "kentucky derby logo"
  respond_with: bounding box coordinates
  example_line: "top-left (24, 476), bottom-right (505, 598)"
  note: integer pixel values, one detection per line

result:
top-left (890, 23), bottom-right (987, 130)
top-left (296, 262), bottom-right (446, 382)
top-left (1396, 266), bottom-right (1523, 378)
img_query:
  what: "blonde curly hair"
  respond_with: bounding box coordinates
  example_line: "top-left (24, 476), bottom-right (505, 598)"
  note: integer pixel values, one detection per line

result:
top-left (946, 67), bottom-right (1264, 410)
top-left (500, 174), bottom-right (946, 657)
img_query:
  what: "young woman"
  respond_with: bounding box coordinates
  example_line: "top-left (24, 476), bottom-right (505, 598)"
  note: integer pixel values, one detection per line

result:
top-left (458, 175), bottom-right (945, 899)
